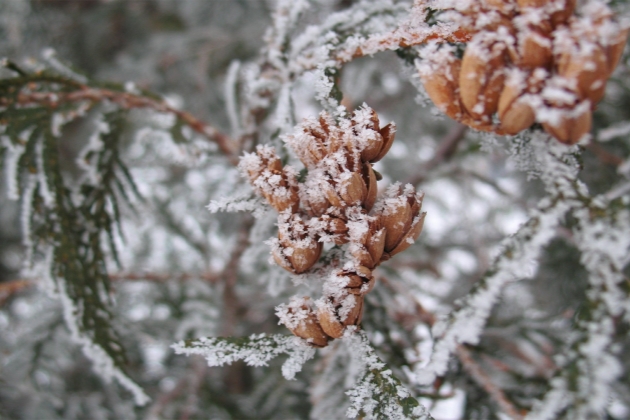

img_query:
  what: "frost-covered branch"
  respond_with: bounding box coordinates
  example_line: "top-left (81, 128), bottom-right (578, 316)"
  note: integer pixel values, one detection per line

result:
top-left (344, 329), bottom-right (433, 420)
top-left (172, 334), bottom-right (316, 381)
top-left (0, 73), bottom-right (238, 162)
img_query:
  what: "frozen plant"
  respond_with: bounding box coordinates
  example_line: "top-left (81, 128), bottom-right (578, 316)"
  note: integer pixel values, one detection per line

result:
top-left (0, 0), bottom-right (629, 419)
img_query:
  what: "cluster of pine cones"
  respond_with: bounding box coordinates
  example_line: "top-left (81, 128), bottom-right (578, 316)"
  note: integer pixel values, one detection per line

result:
top-left (418, 0), bottom-right (628, 144)
top-left (239, 107), bottom-right (425, 347)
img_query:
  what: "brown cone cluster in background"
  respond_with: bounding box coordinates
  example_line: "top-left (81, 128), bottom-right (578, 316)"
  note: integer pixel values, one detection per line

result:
top-left (418, 0), bottom-right (628, 144)
top-left (239, 106), bottom-right (426, 347)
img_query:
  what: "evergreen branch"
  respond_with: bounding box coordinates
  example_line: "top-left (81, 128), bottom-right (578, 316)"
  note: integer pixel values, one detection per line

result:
top-left (344, 329), bottom-right (433, 420)
top-left (414, 195), bottom-right (572, 385)
top-left (526, 192), bottom-right (630, 419)
top-left (414, 136), bottom-right (584, 386)
top-left (1, 88), bottom-right (238, 163)
top-left (171, 334), bottom-right (316, 381)
top-left (380, 277), bottom-right (529, 417)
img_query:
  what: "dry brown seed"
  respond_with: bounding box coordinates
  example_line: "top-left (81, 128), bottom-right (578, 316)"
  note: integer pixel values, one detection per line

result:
top-left (268, 187), bottom-right (300, 213)
top-left (550, 0), bottom-right (576, 26)
top-left (381, 200), bottom-right (412, 252)
top-left (460, 41), bottom-right (506, 119)
top-left (288, 241), bottom-right (323, 274)
top-left (372, 123), bottom-right (396, 163)
top-left (287, 306), bottom-right (330, 348)
top-left (362, 163), bottom-right (378, 211)
top-left (367, 228), bottom-right (386, 265)
top-left (360, 132), bottom-right (384, 163)
top-left (483, 0), bottom-right (516, 16)
top-left (516, 0), bottom-right (545, 8)
top-left (515, 27), bottom-right (552, 68)
top-left (275, 222), bottom-right (323, 274)
top-left (272, 247), bottom-right (294, 273)
top-left (606, 28), bottom-right (629, 75)
top-left (557, 43), bottom-right (608, 103)
top-left (421, 58), bottom-right (463, 120)
top-left (542, 106), bottom-right (592, 145)
top-left (326, 217), bottom-right (349, 244)
top-left (339, 171), bottom-right (368, 206)
top-left (305, 196), bottom-right (329, 217)
top-left (342, 295), bottom-right (364, 327)
top-left (351, 248), bottom-right (375, 269)
top-left (389, 212), bottom-right (426, 257)
top-left (498, 81), bottom-right (536, 134)
top-left (317, 303), bottom-right (345, 339)
top-left (324, 186), bottom-right (343, 208)
top-left (345, 273), bottom-right (364, 289)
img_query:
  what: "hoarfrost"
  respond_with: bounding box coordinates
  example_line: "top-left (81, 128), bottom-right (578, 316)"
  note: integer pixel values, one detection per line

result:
top-left (53, 266), bottom-right (150, 406)
top-left (344, 329), bottom-right (432, 420)
top-left (171, 334), bottom-right (315, 381)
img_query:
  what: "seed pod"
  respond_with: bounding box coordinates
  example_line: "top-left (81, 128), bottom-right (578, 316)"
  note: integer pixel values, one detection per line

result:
top-left (459, 39), bottom-right (507, 120)
top-left (483, 0), bottom-right (516, 16)
top-left (362, 163), bottom-right (378, 211)
top-left (605, 28), bottom-right (629, 75)
top-left (498, 73), bottom-right (536, 134)
top-left (557, 41), bottom-right (608, 104)
top-left (550, 0), bottom-right (576, 26)
top-left (388, 212), bottom-right (426, 257)
top-left (272, 213), bottom-right (323, 274)
top-left (542, 103), bottom-right (592, 145)
top-left (266, 187), bottom-right (300, 213)
top-left (352, 107), bottom-right (384, 163)
top-left (316, 294), bottom-right (365, 339)
top-left (372, 123), bottom-right (396, 163)
top-left (239, 145), bottom-right (300, 213)
top-left (366, 228), bottom-right (386, 266)
top-left (350, 224), bottom-right (385, 269)
top-left (342, 267), bottom-right (374, 295)
top-left (342, 294), bottom-right (364, 327)
top-left (377, 184), bottom-right (425, 257)
top-left (381, 199), bottom-right (412, 252)
top-left (512, 25), bottom-right (552, 68)
top-left (516, 0), bottom-right (545, 8)
top-left (277, 298), bottom-right (330, 348)
top-left (318, 215), bottom-right (349, 245)
top-left (339, 171), bottom-right (368, 206)
top-left (420, 57), bottom-right (463, 120)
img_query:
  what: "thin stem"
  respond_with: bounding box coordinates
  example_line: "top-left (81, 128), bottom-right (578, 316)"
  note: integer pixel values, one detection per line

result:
top-left (404, 123), bottom-right (468, 186)
top-left (456, 345), bottom-right (524, 420)
top-left (2, 88), bottom-right (239, 165)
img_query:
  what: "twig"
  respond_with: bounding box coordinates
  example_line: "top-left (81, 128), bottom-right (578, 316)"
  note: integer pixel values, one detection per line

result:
top-left (0, 271), bottom-right (221, 305)
top-left (586, 140), bottom-right (623, 167)
top-left (179, 356), bottom-right (208, 420)
top-left (455, 345), bottom-right (524, 420)
top-left (220, 215), bottom-right (255, 337)
top-left (2, 88), bottom-right (239, 165)
top-left (379, 277), bottom-right (526, 419)
top-left (405, 123), bottom-right (468, 186)
top-left (0, 279), bottom-right (32, 305)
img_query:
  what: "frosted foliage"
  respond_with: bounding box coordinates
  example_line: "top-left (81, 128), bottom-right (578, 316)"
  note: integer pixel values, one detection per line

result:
top-left (415, 136), bottom-right (580, 385)
top-left (172, 334), bottom-right (315, 381)
top-left (2, 0), bottom-right (630, 418)
top-left (344, 330), bottom-right (432, 420)
top-left (54, 270), bottom-right (150, 406)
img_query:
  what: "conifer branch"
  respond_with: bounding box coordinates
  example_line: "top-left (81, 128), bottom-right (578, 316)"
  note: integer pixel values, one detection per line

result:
top-left (0, 82), bottom-right (238, 163)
